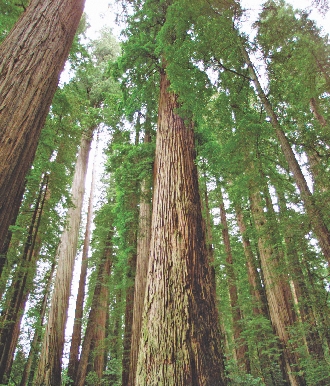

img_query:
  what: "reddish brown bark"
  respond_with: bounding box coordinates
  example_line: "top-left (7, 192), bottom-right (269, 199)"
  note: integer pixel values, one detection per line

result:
top-left (136, 71), bottom-right (226, 385)
top-left (0, 0), bottom-right (85, 264)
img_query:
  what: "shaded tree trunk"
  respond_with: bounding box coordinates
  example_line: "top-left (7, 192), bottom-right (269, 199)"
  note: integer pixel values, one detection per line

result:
top-left (242, 46), bottom-right (330, 264)
top-left (20, 262), bottom-right (56, 386)
top-left (218, 184), bottom-right (250, 373)
top-left (234, 204), bottom-right (268, 317)
top-left (0, 174), bottom-right (49, 384)
top-left (74, 233), bottom-right (113, 386)
top-left (0, 0), bottom-right (85, 267)
top-left (249, 182), bottom-right (305, 386)
top-left (136, 71), bottom-right (226, 385)
top-left (35, 128), bottom-right (94, 386)
top-left (128, 130), bottom-right (152, 386)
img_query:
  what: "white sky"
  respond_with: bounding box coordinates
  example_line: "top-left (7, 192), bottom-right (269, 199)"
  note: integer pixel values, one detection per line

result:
top-left (83, 0), bottom-right (330, 39)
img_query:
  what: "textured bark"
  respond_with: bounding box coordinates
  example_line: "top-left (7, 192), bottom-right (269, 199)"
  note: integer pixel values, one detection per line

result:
top-left (218, 185), bottom-right (250, 373)
top-left (128, 131), bottom-right (152, 386)
top-left (20, 262), bottom-right (55, 386)
top-left (74, 235), bottom-right (113, 386)
top-left (35, 129), bottom-right (93, 386)
top-left (67, 147), bottom-right (97, 382)
top-left (242, 46), bottom-right (330, 264)
top-left (249, 184), bottom-right (305, 386)
top-left (0, 0), bottom-right (85, 260)
top-left (136, 71), bottom-right (226, 385)
top-left (0, 174), bottom-right (48, 384)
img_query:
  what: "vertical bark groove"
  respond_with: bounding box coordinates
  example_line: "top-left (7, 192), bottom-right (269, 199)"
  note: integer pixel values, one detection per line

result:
top-left (136, 71), bottom-right (226, 385)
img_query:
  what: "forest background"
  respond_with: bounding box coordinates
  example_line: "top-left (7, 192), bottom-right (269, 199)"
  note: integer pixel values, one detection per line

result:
top-left (0, 0), bottom-right (330, 385)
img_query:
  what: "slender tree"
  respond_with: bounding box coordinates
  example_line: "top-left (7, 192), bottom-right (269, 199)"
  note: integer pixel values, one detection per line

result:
top-left (35, 127), bottom-right (94, 386)
top-left (67, 142), bottom-right (98, 382)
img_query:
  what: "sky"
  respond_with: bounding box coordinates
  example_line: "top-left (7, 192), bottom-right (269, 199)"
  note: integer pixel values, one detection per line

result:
top-left (83, 0), bottom-right (330, 40)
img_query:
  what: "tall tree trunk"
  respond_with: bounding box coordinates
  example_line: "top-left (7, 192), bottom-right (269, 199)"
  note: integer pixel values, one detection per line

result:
top-left (128, 130), bottom-right (152, 386)
top-left (136, 71), bottom-right (226, 385)
top-left (0, 174), bottom-right (49, 384)
top-left (249, 182), bottom-right (305, 386)
top-left (276, 190), bottom-right (328, 365)
top-left (0, 0), bottom-right (85, 265)
top-left (74, 233), bottom-right (113, 386)
top-left (67, 142), bottom-right (97, 382)
top-left (241, 46), bottom-right (330, 264)
top-left (234, 205), bottom-right (268, 317)
top-left (218, 184), bottom-right (250, 373)
top-left (20, 262), bottom-right (56, 386)
top-left (35, 128), bottom-right (94, 386)
top-left (121, 122), bottom-right (141, 385)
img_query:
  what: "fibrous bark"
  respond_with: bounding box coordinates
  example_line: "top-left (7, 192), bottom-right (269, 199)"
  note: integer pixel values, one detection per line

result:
top-left (136, 71), bottom-right (226, 385)
top-left (0, 0), bottom-right (85, 266)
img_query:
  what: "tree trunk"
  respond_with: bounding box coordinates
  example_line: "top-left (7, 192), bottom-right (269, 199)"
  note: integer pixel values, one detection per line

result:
top-left (249, 183), bottom-right (305, 386)
top-left (136, 71), bottom-right (226, 385)
top-left (234, 204), bottom-right (269, 317)
top-left (218, 184), bottom-right (250, 373)
top-left (67, 142), bottom-right (97, 382)
top-left (241, 46), bottom-right (330, 264)
top-left (0, 174), bottom-right (49, 384)
top-left (0, 0), bottom-right (85, 264)
top-left (74, 234), bottom-right (113, 386)
top-left (128, 130), bottom-right (152, 386)
top-left (35, 128), bottom-right (93, 386)
top-left (20, 262), bottom-right (55, 386)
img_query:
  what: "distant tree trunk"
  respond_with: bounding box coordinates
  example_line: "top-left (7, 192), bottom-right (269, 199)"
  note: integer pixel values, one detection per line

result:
top-left (276, 190), bottom-right (328, 364)
top-left (67, 145), bottom-right (97, 382)
top-left (20, 262), bottom-right (56, 386)
top-left (128, 130), bottom-right (152, 386)
top-left (74, 233), bottom-right (113, 386)
top-left (0, 0), bottom-right (85, 266)
top-left (35, 128), bottom-right (94, 386)
top-left (249, 182), bottom-right (305, 386)
top-left (234, 205), bottom-right (268, 317)
top-left (121, 239), bottom-right (137, 386)
top-left (218, 184), bottom-right (250, 373)
top-left (121, 122), bottom-right (142, 385)
top-left (0, 173), bottom-right (49, 384)
top-left (242, 46), bottom-right (330, 264)
top-left (136, 71), bottom-right (226, 385)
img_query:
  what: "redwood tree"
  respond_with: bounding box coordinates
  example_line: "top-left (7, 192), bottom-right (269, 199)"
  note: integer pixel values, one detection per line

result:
top-left (0, 0), bottom-right (85, 266)
top-left (136, 70), bottom-right (226, 384)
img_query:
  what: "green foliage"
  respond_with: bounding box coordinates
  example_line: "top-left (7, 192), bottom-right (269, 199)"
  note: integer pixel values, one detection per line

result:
top-left (0, 0), bottom-right (28, 42)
